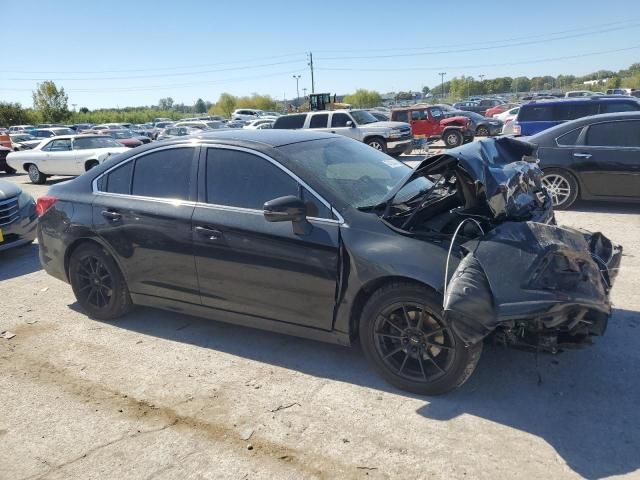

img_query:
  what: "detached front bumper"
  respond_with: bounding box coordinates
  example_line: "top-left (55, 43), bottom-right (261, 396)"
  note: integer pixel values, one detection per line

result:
top-left (444, 221), bottom-right (622, 350)
top-left (386, 137), bottom-right (413, 154)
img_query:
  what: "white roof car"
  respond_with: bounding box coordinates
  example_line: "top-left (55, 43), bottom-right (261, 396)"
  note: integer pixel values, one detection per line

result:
top-left (93, 123), bottom-right (125, 130)
top-left (494, 106), bottom-right (520, 121)
top-left (243, 119), bottom-right (275, 129)
top-left (6, 135), bottom-right (129, 184)
top-left (232, 109), bottom-right (263, 121)
top-left (565, 90), bottom-right (597, 98)
top-left (8, 125), bottom-right (35, 133)
top-left (32, 127), bottom-right (76, 138)
top-left (174, 120), bottom-right (227, 130)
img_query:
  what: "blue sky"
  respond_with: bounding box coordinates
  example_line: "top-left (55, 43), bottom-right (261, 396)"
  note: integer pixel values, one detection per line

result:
top-left (3, 0), bottom-right (640, 109)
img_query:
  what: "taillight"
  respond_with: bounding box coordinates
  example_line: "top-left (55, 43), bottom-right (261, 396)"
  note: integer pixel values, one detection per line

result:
top-left (513, 122), bottom-right (521, 136)
top-left (36, 195), bottom-right (57, 217)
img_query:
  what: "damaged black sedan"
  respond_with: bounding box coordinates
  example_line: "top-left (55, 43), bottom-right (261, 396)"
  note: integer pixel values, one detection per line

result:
top-left (37, 131), bottom-right (621, 394)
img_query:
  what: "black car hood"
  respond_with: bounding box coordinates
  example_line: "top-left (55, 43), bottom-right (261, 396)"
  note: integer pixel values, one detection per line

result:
top-left (0, 179), bottom-right (22, 199)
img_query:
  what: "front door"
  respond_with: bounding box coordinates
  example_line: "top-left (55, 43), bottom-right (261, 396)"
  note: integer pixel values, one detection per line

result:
top-left (92, 145), bottom-right (200, 304)
top-left (41, 138), bottom-right (78, 175)
top-left (192, 146), bottom-right (340, 330)
top-left (409, 109), bottom-right (431, 138)
top-left (574, 119), bottom-right (640, 197)
top-left (329, 112), bottom-right (360, 140)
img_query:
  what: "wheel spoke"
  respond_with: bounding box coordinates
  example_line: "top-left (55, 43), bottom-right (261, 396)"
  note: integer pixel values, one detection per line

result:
top-left (427, 341), bottom-right (453, 351)
top-left (381, 316), bottom-right (403, 334)
top-left (416, 308), bottom-right (424, 331)
top-left (383, 347), bottom-right (403, 360)
top-left (401, 305), bottom-right (411, 327)
top-left (424, 351), bottom-right (445, 373)
top-left (398, 353), bottom-right (409, 374)
top-left (425, 327), bottom-right (447, 338)
top-left (78, 283), bottom-right (92, 292)
top-left (376, 332), bottom-right (403, 341)
top-left (417, 356), bottom-right (427, 380)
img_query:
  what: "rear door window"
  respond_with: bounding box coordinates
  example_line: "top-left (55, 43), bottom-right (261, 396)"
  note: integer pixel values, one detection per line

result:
top-left (273, 114), bottom-right (306, 129)
top-left (131, 147), bottom-right (194, 200)
top-left (309, 113), bottom-right (329, 128)
top-left (554, 103), bottom-right (599, 121)
top-left (600, 102), bottom-right (640, 113)
top-left (586, 121), bottom-right (640, 147)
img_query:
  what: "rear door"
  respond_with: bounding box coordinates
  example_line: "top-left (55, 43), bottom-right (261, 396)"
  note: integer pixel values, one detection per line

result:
top-left (191, 145), bottom-right (340, 330)
top-left (573, 119), bottom-right (640, 197)
top-left (92, 145), bottom-right (200, 304)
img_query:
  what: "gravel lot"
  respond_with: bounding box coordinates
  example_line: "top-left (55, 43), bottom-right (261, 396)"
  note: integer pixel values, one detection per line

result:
top-left (1, 172), bottom-right (639, 480)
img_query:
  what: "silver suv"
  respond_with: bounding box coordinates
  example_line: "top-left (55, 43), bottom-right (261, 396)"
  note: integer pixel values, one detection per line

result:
top-left (273, 109), bottom-right (413, 155)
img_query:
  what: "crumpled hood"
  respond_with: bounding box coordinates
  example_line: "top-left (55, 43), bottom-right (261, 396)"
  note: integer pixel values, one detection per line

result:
top-left (0, 179), bottom-right (22, 200)
top-left (390, 136), bottom-right (549, 222)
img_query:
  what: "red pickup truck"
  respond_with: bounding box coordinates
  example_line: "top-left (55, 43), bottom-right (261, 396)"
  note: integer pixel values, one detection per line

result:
top-left (391, 105), bottom-right (474, 147)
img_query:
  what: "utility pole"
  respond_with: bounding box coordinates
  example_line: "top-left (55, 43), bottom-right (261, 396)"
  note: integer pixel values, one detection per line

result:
top-left (302, 87), bottom-right (307, 98)
top-left (292, 75), bottom-right (301, 107)
top-left (307, 52), bottom-right (315, 93)
top-left (438, 72), bottom-right (446, 99)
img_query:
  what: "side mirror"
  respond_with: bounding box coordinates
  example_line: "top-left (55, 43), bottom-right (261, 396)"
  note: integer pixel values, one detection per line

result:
top-left (263, 195), bottom-right (312, 235)
top-left (346, 120), bottom-right (354, 128)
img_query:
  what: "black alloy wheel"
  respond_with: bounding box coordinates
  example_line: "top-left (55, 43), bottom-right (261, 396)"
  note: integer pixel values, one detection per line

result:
top-left (360, 282), bottom-right (482, 395)
top-left (69, 244), bottom-right (132, 320)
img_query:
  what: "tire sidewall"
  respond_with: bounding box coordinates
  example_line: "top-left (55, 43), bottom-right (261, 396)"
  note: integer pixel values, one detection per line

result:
top-left (359, 283), bottom-right (482, 395)
top-left (366, 138), bottom-right (387, 153)
top-left (28, 164), bottom-right (44, 184)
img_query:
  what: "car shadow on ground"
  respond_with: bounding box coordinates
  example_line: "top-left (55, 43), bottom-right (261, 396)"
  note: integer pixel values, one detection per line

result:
top-left (80, 302), bottom-right (640, 479)
top-left (570, 200), bottom-right (639, 215)
top-left (0, 243), bottom-right (41, 280)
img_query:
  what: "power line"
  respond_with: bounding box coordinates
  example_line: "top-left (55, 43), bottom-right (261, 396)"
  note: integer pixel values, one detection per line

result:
top-left (8, 59), bottom-right (307, 82)
top-left (0, 69), bottom-right (305, 93)
top-left (3, 52), bottom-right (306, 75)
top-left (316, 45), bottom-right (640, 72)
top-left (316, 23), bottom-right (640, 60)
top-left (313, 18), bottom-right (640, 54)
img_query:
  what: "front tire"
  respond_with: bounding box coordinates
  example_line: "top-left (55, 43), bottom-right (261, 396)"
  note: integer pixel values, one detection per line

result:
top-left (542, 168), bottom-right (579, 209)
top-left (27, 164), bottom-right (47, 184)
top-left (366, 137), bottom-right (387, 153)
top-left (69, 243), bottom-right (132, 320)
top-left (476, 125), bottom-right (490, 137)
top-left (359, 282), bottom-right (482, 395)
top-left (443, 130), bottom-right (463, 148)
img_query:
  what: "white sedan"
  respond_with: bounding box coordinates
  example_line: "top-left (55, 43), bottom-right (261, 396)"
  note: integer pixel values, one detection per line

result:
top-left (243, 119), bottom-right (275, 129)
top-left (7, 135), bottom-right (129, 184)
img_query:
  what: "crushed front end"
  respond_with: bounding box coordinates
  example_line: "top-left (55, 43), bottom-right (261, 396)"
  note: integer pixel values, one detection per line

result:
top-left (381, 136), bottom-right (622, 352)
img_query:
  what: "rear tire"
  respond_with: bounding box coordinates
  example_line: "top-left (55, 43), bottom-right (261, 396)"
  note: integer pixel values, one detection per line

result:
top-left (359, 282), bottom-right (483, 395)
top-left (443, 130), bottom-right (463, 148)
top-left (85, 160), bottom-right (99, 171)
top-left (542, 168), bottom-right (579, 210)
top-left (27, 164), bottom-right (47, 184)
top-left (69, 243), bottom-right (132, 320)
top-left (366, 137), bottom-right (387, 153)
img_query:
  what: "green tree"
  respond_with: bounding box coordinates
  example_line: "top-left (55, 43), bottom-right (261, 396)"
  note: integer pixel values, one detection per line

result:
top-left (79, 107), bottom-right (89, 114)
top-left (158, 97), bottom-right (174, 110)
top-left (32, 81), bottom-right (69, 122)
top-left (607, 76), bottom-right (622, 89)
top-left (421, 86), bottom-right (430, 96)
top-left (0, 102), bottom-right (30, 126)
top-left (211, 93), bottom-right (237, 117)
top-left (343, 89), bottom-right (382, 108)
top-left (194, 98), bottom-right (207, 113)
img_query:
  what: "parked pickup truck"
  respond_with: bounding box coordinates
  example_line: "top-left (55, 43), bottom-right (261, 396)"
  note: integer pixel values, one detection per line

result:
top-left (272, 109), bottom-right (413, 155)
top-left (391, 105), bottom-right (474, 147)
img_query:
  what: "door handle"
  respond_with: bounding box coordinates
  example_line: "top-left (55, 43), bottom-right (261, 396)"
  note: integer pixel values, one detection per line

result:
top-left (573, 152), bottom-right (592, 159)
top-left (101, 210), bottom-right (122, 221)
top-left (195, 226), bottom-right (223, 240)
top-left (330, 130), bottom-right (336, 133)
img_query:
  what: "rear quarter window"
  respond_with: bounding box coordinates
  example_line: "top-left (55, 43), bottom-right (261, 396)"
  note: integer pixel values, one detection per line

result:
top-left (273, 114), bottom-right (307, 129)
top-left (600, 101), bottom-right (640, 113)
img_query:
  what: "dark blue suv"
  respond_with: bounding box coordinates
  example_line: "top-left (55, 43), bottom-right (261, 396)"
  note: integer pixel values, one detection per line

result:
top-left (513, 97), bottom-right (640, 135)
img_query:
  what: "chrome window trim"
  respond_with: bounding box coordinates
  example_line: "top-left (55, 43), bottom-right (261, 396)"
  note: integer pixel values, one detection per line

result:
top-left (91, 142), bottom-right (345, 224)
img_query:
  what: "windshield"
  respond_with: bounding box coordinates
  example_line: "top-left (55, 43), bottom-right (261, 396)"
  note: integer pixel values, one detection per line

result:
top-left (110, 131), bottom-right (133, 139)
top-left (350, 110), bottom-right (379, 125)
top-left (74, 136), bottom-right (123, 149)
top-left (278, 137), bottom-right (412, 208)
top-left (53, 128), bottom-right (75, 135)
top-left (205, 121), bottom-right (224, 129)
top-left (11, 134), bottom-right (37, 141)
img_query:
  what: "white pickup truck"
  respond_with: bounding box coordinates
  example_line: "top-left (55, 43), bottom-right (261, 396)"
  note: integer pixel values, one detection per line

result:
top-left (7, 135), bottom-right (129, 184)
top-left (273, 109), bottom-right (413, 156)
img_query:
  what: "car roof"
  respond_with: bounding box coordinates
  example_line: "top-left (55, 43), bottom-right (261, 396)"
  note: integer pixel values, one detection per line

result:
top-left (529, 111), bottom-right (640, 141)
top-left (521, 97), bottom-right (639, 106)
top-left (195, 129), bottom-right (335, 147)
